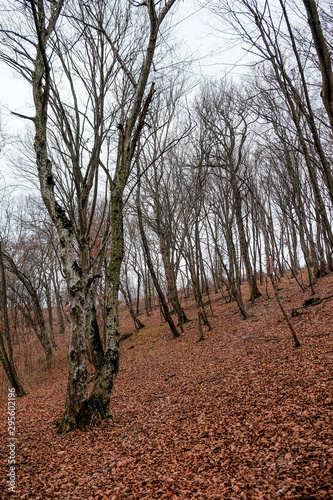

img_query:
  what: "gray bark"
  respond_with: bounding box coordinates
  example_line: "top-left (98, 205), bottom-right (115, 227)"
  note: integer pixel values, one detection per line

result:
top-left (302, 0), bottom-right (333, 135)
top-left (77, 2), bottom-right (178, 426)
top-left (0, 242), bottom-right (26, 397)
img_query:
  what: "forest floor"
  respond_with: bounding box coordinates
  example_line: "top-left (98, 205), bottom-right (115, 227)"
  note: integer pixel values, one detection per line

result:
top-left (0, 272), bottom-right (333, 499)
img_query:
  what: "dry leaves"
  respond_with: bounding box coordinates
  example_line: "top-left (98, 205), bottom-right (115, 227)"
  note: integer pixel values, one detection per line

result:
top-left (0, 274), bottom-right (332, 499)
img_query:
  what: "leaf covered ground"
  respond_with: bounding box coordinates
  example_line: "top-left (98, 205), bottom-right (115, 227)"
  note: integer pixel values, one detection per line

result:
top-left (1, 273), bottom-right (333, 499)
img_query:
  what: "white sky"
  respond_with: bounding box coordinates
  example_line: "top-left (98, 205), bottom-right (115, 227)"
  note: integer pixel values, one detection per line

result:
top-left (175, 1), bottom-right (247, 79)
top-left (0, 1), bottom-right (246, 119)
top-left (0, 1), bottom-right (246, 193)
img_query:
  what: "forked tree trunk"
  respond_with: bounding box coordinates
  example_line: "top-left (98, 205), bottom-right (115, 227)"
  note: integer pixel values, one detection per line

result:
top-left (137, 180), bottom-right (180, 339)
top-left (120, 282), bottom-right (145, 331)
top-left (72, 189), bottom-right (123, 427)
top-left (29, 0), bottom-right (176, 432)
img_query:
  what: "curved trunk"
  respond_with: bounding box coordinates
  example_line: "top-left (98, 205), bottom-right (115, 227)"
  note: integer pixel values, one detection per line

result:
top-left (0, 343), bottom-right (26, 397)
top-left (120, 282), bottom-right (145, 331)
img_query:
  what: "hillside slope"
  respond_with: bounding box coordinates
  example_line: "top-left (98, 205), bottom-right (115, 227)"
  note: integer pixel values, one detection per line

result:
top-left (0, 273), bottom-right (333, 499)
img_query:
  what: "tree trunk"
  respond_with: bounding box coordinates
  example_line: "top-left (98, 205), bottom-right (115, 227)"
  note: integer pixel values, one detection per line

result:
top-left (4, 252), bottom-right (54, 361)
top-left (137, 181), bottom-right (180, 338)
top-left (0, 342), bottom-right (26, 397)
top-left (120, 281), bottom-right (145, 331)
top-left (0, 242), bottom-right (25, 397)
top-left (74, 189), bottom-right (123, 425)
top-left (44, 279), bottom-right (56, 349)
top-left (302, 0), bottom-right (333, 135)
top-left (159, 238), bottom-right (188, 330)
top-left (52, 272), bottom-right (66, 335)
top-left (232, 179), bottom-right (261, 301)
top-left (57, 282), bottom-right (89, 432)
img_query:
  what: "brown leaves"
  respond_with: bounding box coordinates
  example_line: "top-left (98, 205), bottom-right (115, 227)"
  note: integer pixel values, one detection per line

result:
top-left (0, 274), bottom-right (333, 498)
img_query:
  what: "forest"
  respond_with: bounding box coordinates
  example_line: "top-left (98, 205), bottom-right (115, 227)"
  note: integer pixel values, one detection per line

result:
top-left (0, 0), bottom-right (332, 498)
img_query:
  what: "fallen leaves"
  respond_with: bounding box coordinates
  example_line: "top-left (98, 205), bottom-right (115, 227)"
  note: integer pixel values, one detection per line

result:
top-left (0, 274), bottom-right (333, 498)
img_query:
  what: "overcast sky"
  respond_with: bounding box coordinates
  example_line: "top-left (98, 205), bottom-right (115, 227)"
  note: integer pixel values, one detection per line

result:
top-left (173, 1), bottom-right (249, 82)
top-left (0, 1), bottom-right (247, 192)
top-left (0, 1), bottom-right (246, 126)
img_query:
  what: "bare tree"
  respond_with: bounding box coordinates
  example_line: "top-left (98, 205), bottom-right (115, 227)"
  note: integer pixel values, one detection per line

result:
top-left (210, 0), bottom-right (333, 253)
top-left (136, 161), bottom-right (180, 338)
top-left (302, 0), bottom-right (333, 133)
top-left (1, 0), bottom-right (178, 431)
top-left (0, 241), bottom-right (26, 396)
top-left (137, 79), bottom-right (191, 330)
top-left (196, 80), bottom-right (261, 302)
top-left (78, 0), bottom-right (179, 431)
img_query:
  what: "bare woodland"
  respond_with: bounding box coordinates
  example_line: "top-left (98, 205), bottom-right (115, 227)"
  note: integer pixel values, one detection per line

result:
top-left (0, 0), bottom-right (333, 498)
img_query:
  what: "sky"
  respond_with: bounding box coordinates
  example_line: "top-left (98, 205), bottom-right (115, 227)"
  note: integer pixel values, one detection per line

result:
top-left (0, 1), bottom-right (246, 123)
top-left (0, 0), bottom-right (246, 193)
top-left (174, 1), bottom-right (247, 80)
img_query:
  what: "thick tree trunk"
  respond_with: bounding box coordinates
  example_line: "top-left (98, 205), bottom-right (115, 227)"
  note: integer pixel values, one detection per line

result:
top-left (69, 189), bottom-right (123, 428)
top-left (32, 0), bottom-right (176, 432)
top-left (57, 284), bottom-right (88, 432)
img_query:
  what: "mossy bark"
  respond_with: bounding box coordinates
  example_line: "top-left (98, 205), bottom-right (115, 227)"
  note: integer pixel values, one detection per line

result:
top-left (86, 290), bottom-right (105, 371)
top-left (75, 189), bottom-right (123, 423)
top-left (56, 0), bottom-right (176, 431)
top-left (57, 283), bottom-right (88, 433)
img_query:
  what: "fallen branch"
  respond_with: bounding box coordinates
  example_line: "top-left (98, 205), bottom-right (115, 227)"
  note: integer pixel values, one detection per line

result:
top-left (304, 332), bottom-right (333, 338)
top-left (291, 294), bottom-right (333, 316)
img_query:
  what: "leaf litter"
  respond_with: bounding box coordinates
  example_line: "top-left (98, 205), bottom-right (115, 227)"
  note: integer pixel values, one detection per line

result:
top-left (0, 273), bottom-right (332, 499)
